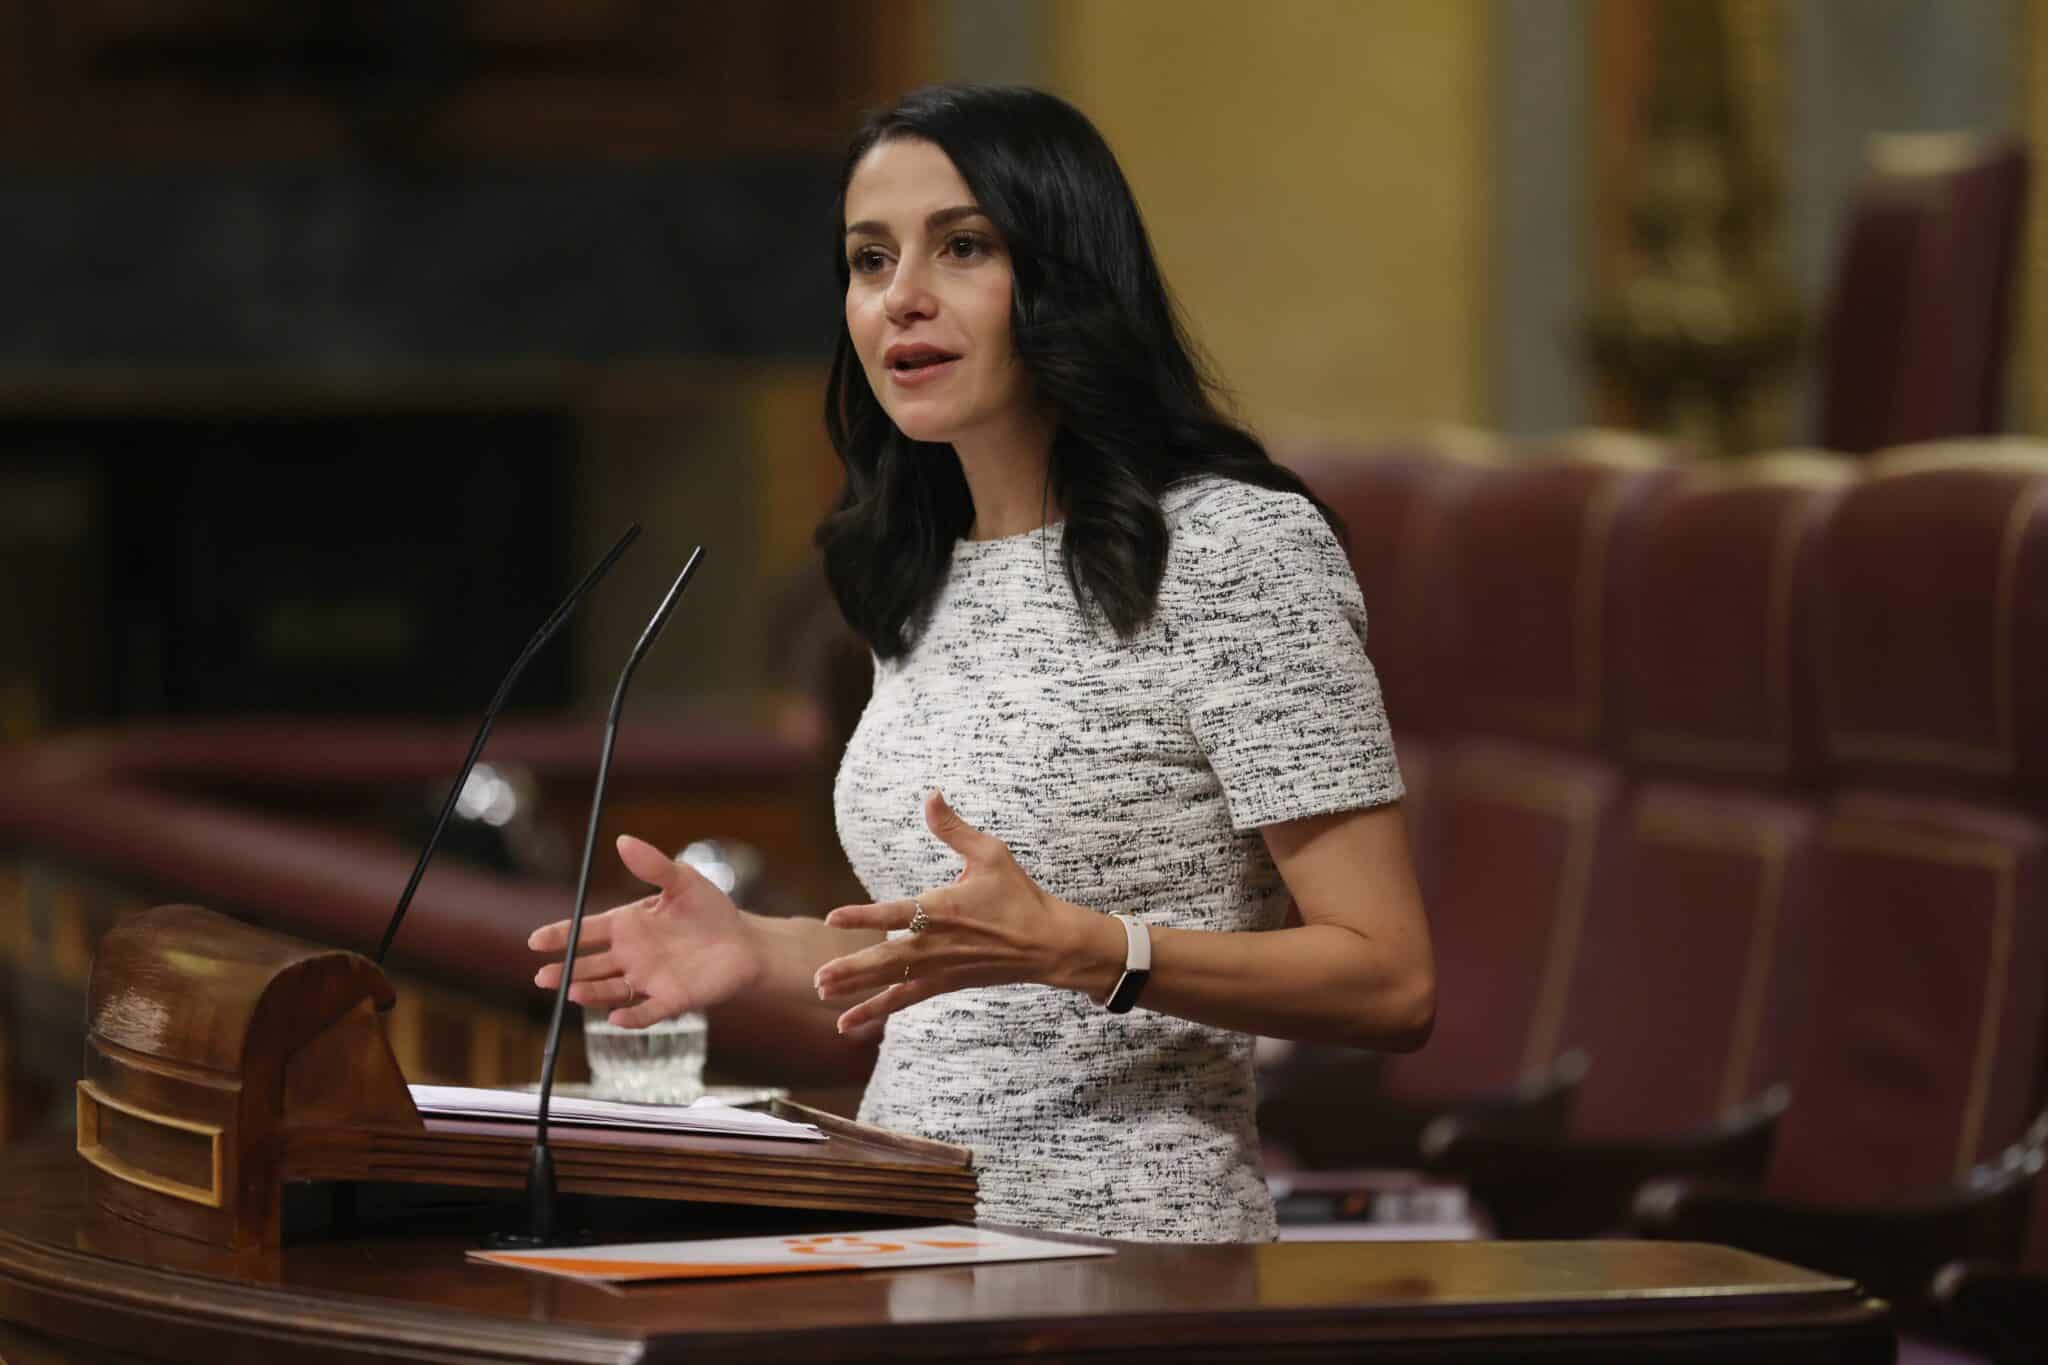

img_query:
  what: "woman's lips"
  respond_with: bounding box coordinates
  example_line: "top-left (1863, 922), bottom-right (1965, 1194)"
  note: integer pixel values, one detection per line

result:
top-left (886, 356), bottom-right (960, 387)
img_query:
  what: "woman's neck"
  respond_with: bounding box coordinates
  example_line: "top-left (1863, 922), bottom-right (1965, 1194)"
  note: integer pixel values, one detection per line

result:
top-left (952, 408), bottom-right (1061, 540)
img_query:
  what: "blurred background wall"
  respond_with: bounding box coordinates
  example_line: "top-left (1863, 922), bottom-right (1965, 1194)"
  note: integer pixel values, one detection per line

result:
top-left (1049, 0), bottom-right (1493, 444)
top-left (0, 0), bottom-right (2040, 729)
top-left (2029, 0), bottom-right (2048, 434)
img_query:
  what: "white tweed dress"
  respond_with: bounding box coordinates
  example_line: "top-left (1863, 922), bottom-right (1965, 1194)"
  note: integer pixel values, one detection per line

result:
top-left (836, 476), bottom-right (1403, 1242)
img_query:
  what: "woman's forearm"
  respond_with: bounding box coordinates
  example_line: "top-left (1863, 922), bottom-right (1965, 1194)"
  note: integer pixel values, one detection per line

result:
top-left (814, 798), bottom-right (1435, 1049)
top-left (1055, 912), bottom-right (1435, 1051)
top-left (1048, 806), bottom-right (1435, 1049)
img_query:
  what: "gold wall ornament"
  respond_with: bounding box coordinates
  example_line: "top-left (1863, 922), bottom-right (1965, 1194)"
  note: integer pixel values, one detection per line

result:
top-left (1587, 0), bottom-right (1799, 457)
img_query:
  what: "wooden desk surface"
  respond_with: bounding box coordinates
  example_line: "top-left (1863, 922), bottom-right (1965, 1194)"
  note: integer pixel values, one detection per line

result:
top-left (0, 1140), bottom-right (1893, 1364)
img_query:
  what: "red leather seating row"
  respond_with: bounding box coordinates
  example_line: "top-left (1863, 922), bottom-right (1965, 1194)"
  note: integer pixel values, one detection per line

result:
top-left (1282, 437), bottom-right (2048, 1292)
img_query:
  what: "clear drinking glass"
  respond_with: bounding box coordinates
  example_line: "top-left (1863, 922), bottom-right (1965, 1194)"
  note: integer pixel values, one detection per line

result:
top-left (582, 1007), bottom-right (708, 1105)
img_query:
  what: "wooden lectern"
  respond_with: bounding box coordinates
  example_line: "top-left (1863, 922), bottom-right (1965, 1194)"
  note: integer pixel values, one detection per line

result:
top-left (76, 905), bottom-right (974, 1252)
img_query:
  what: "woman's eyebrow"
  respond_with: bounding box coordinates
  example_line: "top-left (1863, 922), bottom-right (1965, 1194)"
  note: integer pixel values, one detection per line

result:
top-left (844, 205), bottom-right (987, 239)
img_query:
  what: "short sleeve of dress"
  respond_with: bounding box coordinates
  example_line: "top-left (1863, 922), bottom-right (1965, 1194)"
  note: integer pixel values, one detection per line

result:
top-left (1175, 483), bottom-right (1405, 833)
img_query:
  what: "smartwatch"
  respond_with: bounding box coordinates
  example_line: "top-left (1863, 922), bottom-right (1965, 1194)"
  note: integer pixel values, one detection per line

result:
top-left (1104, 913), bottom-right (1152, 1014)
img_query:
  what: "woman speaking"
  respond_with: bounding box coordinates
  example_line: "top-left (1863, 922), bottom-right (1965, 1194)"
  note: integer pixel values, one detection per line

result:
top-left (531, 85), bottom-right (1433, 1243)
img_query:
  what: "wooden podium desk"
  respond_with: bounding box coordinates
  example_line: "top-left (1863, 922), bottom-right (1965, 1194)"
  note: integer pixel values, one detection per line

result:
top-left (0, 1140), bottom-right (1894, 1364)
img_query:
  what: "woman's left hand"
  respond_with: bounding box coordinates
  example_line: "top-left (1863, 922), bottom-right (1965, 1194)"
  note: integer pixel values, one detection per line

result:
top-left (814, 789), bottom-right (1115, 1033)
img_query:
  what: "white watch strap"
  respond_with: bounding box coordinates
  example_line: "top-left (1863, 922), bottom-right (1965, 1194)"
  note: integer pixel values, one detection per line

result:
top-left (1112, 913), bottom-right (1151, 971)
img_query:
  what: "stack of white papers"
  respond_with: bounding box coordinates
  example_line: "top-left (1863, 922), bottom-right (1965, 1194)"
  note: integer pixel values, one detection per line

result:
top-left (408, 1084), bottom-right (826, 1142)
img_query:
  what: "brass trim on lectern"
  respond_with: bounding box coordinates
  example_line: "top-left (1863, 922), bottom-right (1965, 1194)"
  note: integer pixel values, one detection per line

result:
top-left (75, 1079), bottom-right (225, 1209)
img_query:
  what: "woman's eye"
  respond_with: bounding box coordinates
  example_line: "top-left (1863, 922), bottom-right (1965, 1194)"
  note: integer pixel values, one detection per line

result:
top-left (943, 233), bottom-right (989, 261)
top-left (849, 246), bottom-right (889, 274)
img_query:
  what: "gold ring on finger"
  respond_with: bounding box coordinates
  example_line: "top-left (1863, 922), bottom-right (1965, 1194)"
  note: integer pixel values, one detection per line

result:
top-left (908, 898), bottom-right (931, 934)
top-left (901, 961), bottom-right (913, 984)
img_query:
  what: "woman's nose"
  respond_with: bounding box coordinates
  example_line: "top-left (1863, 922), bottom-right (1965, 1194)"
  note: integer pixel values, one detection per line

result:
top-left (883, 259), bottom-right (936, 324)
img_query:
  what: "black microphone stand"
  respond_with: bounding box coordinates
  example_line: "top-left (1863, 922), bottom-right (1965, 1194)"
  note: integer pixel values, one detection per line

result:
top-left (375, 524), bottom-right (641, 965)
top-left (489, 545), bottom-right (705, 1249)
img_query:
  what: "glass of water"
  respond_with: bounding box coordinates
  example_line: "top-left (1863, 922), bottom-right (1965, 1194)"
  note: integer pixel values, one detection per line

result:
top-left (583, 1007), bottom-right (708, 1105)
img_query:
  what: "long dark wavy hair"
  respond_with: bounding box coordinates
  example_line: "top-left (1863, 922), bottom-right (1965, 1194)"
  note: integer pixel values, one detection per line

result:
top-left (818, 85), bottom-right (1337, 660)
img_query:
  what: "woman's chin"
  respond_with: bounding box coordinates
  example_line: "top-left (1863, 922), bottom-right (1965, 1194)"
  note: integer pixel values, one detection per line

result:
top-left (886, 412), bottom-right (961, 445)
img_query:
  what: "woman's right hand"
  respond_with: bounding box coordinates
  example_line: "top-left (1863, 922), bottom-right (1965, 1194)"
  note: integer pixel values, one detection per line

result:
top-left (528, 833), bottom-right (764, 1029)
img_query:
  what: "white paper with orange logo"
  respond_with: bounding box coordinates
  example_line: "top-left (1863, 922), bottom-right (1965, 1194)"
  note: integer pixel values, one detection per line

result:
top-left (469, 1225), bottom-right (1112, 1283)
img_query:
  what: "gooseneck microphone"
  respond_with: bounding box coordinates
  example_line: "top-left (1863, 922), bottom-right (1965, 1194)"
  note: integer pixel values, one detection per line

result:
top-left (373, 524), bottom-right (643, 965)
top-left (493, 545), bottom-right (705, 1249)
